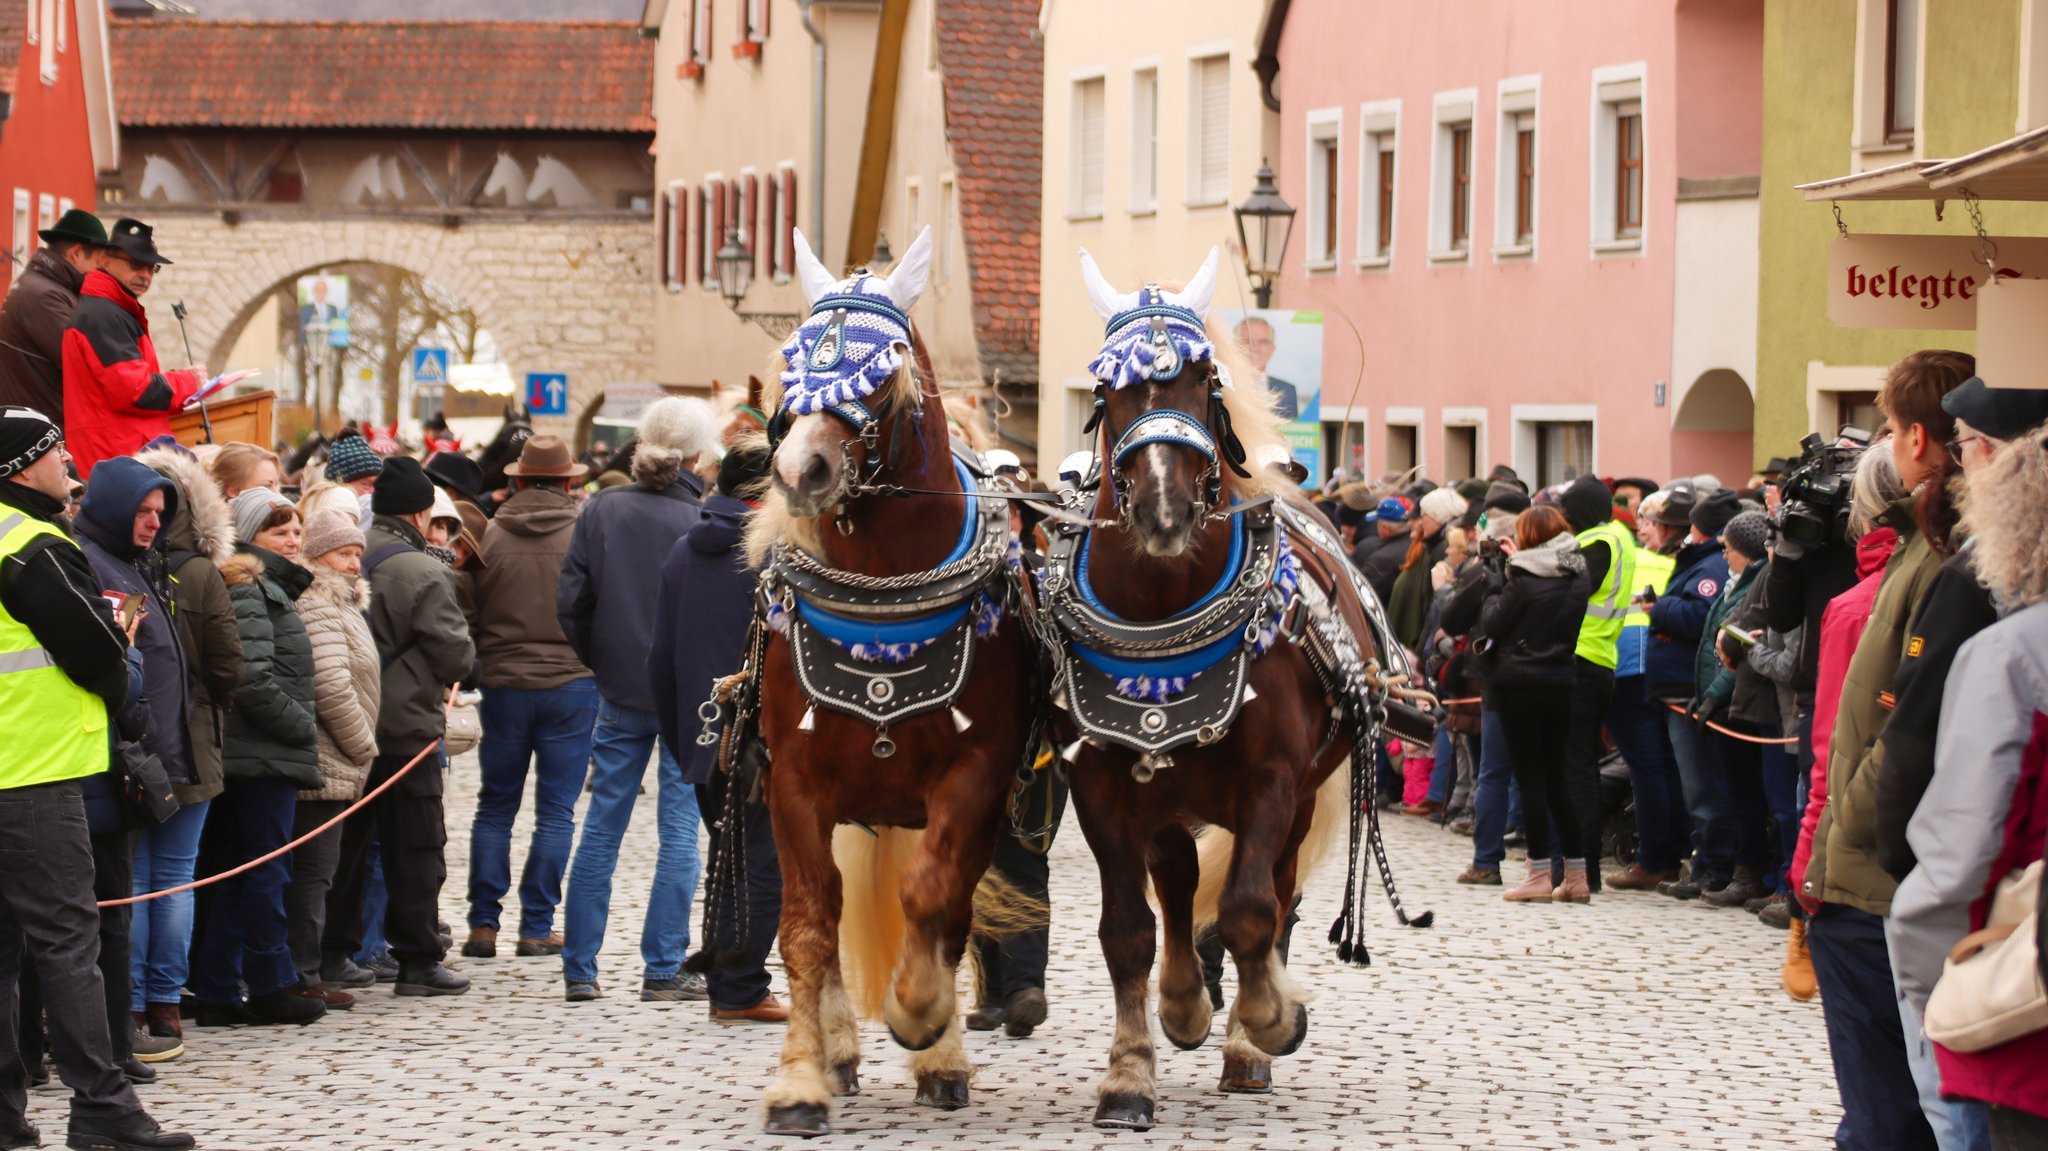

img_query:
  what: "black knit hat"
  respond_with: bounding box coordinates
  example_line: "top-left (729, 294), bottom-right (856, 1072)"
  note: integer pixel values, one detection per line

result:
top-left (0, 405), bottom-right (62, 479)
top-left (1690, 488), bottom-right (1741, 538)
top-left (371, 455), bottom-right (436, 516)
top-left (718, 444), bottom-right (772, 498)
top-left (1481, 481), bottom-right (1531, 515)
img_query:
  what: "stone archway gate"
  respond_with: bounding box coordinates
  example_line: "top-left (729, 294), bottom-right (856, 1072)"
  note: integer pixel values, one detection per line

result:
top-left (142, 211), bottom-right (654, 438)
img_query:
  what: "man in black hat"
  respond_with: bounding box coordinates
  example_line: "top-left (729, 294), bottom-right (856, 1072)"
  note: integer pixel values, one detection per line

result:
top-left (423, 450), bottom-right (490, 519)
top-left (61, 219), bottom-right (206, 480)
top-left (0, 210), bottom-right (108, 424)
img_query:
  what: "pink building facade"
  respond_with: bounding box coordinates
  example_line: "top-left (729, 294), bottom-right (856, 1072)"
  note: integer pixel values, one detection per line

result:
top-left (1266, 0), bottom-right (1763, 489)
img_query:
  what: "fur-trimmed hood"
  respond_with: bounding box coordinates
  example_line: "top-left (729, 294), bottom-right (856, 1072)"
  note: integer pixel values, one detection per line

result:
top-left (220, 551), bottom-right (263, 587)
top-left (134, 444), bottom-right (236, 566)
top-left (299, 560), bottom-right (371, 612)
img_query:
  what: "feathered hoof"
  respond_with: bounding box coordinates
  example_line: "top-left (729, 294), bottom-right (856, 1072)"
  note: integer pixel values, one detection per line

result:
top-left (1161, 1012), bottom-right (1209, 1052)
top-left (886, 1020), bottom-right (942, 1052)
top-left (913, 1071), bottom-right (970, 1110)
top-left (1218, 1053), bottom-right (1273, 1094)
top-left (1253, 1003), bottom-right (1309, 1058)
top-left (764, 1102), bottom-right (831, 1138)
top-left (829, 1062), bottom-right (860, 1097)
top-left (1092, 1092), bottom-right (1156, 1131)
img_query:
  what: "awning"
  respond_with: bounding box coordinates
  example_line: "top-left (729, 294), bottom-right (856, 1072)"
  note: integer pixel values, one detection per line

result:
top-left (1798, 125), bottom-right (2048, 204)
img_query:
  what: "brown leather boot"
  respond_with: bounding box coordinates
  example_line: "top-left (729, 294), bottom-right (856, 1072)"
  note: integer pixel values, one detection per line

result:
top-left (1605, 862), bottom-right (1679, 891)
top-left (1551, 864), bottom-right (1592, 903)
top-left (460, 926), bottom-right (497, 959)
top-left (1783, 918), bottom-right (1818, 1002)
top-left (1503, 862), bottom-right (1555, 902)
top-left (711, 993), bottom-right (789, 1024)
top-left (144, 1003), bottom-right (182, 1039)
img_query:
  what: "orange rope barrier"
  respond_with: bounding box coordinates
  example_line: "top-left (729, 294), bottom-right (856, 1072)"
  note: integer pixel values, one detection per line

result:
top-left (1405, 697), bottom-right (1799, 745)
top-left (100, 690), bottom-right (456, 909)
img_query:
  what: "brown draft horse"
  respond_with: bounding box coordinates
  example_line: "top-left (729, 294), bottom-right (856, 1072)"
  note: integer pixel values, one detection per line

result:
top-left (1052, 250), bottom-right (1413, 1130)
top-left (745, 228), bottom-right (1034, 1138)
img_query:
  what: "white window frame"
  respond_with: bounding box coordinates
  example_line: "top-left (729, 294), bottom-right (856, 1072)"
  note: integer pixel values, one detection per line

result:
top-left (1356, 99), bottom-right (1399, 269)
top-left (57, 196), bottom-right (73, 216)
top-left (1322, 402), bottom-right (1369, 480)
top-left (1441, 406), bottom-right (1488, 479)
top-left (1427, 88), bottom-right (1478, 264)
top-left (1128, 60), bottom-right (1160, 215)
top-left (39, 0), bottom-right (57, 84)
top-left (1304, 107), bottom-right (1342, 273)
top-left (690, 0), bottom-right (712, 68)
top-left (1852, 0), bottom-right (1923, 164)
top-left (1068, 69), bottom-right (1107, 221)
top-left (1512, 403), bottom-right (1599, 484)
top-left (743, 0), bottom-right (767, 44)
top-left (54, 0), bottom-right (65, 52)
top-left (1185, 45), bottom-right (1234, 209)
top-left (25, 0), bottom-right (37, 45)
top-left (1383, 406), bottom-right (1425, 478)
top-left (699, 171), bottom-right (724, 289)
top-left (1589, 62), bottom-right (1648, 254)
top-left (663, 181), bottom-right (685, 291)
top-left (772, 161), bottom-right (798, 283)
top-left (2023, 0), bottom-right (2048, 132)
top-left (936, 174), bottom-right (956, 287)
top-left (11, 190), bottom-right (30, 269)
top-left (35, 194), bottom-right (53, 237)
top-left (1493, 76), bottom-right (1539, 261)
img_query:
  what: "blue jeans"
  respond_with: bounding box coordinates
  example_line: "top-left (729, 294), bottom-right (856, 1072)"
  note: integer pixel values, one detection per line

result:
top-left (352, 827), bottom-right (389, 965)
top-left (1666, 709), bottom-right (1735, 878)
top-left (1897, 991), bottom-right (1993, 1151)
top-left (1606, 677), bottom-right (1688, 873)
top-left (470, 678), bottom-right (600, 939)
top-left (129, 797), bottom-right (209, 1010)
top-left (562, 700), bottom-right (701, 985)
top-left (191, 777), bottom-right (300, 1002)
top-left (1809, 904), bottom-right (1938, 1151)
top-left (1426, 725), bottom-right (1455, 806)
top-left (1761, 743), bottom-right (1801, 890)
top-left (1472, 707), bottom-right (1522, 869)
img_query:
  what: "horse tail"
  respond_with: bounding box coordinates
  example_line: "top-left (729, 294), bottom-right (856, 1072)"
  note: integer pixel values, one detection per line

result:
top-left (833, 825), bottom-right (918, 1020)
top-left (1191, 756), bottom-right (1352, 931)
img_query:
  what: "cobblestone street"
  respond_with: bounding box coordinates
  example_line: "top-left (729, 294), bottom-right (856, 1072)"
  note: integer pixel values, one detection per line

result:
top-left (112, 755), bottom-right (1841, 1149)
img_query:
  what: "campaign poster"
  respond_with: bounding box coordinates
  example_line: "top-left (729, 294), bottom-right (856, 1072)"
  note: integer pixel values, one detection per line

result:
top-left (296, 274), bottom-right (351, 349)
top-left (1219, 308), bottom-right (1325, 486)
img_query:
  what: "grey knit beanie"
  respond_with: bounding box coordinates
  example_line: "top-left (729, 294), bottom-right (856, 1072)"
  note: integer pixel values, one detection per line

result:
top-left (232, 487), bottom-right (297, 543)
top-left (1722, 511), bottom-right (1770, 562)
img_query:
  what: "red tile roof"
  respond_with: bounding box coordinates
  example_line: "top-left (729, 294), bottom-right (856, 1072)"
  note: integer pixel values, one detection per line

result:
top-left (935, 0), bottom-right (1041, 387)
top-left (110, 18), bottom-right (654, 133)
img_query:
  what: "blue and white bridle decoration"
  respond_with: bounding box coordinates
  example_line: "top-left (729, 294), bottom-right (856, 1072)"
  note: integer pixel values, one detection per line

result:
top-left (1085, 288), bottom-right (1218, 393)
top-left (777, 277), bottom-right (913, 419)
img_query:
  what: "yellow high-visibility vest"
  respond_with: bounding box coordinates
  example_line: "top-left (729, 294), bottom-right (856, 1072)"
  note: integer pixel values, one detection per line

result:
top-left (1574, 519), bottom-right (1638, 669)
top-left (0, 511), bottom-right (109, 790)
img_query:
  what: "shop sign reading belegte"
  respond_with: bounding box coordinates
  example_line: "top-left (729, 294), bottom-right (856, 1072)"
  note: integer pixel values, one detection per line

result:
top-left (1828, 233), bottom-right (2048, 330)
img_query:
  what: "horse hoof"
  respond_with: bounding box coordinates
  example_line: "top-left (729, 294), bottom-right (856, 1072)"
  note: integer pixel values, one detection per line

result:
top-left (1092, 1092), bottom-right (1156, 1130)
top-left (1264, 1003), bottom-right (1309, 1057)
top-left (764, 1103), bottom-right (831, 1137)
top-left (886, 1021), bottom-right (941, 1052)
top-left (829, 1062), bottom-right (860, 1097)
top-left (1161, 1014), bottom-right (1208, 1052)
top-left (914, 1071), bottom-right (970, 1111)
top-left (1218, 1053), bottom-right (1273, 1094)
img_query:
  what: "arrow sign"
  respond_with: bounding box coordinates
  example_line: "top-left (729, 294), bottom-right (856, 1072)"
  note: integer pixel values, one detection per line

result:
top-left (526, 372), bottom-right (569, 416)
top-left (411, 347), bottom-right (449, 385)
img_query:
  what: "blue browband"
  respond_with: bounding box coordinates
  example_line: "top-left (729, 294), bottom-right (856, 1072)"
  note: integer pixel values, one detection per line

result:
top-left (1110, 408), bottom-right (1219, 468)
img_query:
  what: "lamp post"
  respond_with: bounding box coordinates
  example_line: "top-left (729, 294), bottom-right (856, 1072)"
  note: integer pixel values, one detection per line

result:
top-left (716, 225), bottom-right (802, 340)
top-left (1233, 161), bottom-right (1296, 310)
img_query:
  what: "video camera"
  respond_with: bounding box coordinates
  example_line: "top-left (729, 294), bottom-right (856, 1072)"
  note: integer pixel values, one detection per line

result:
top-left (1771, 426), bottom-right (1871, 559)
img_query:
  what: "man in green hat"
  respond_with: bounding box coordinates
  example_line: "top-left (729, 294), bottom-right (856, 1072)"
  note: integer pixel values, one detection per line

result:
top-left (0, 209), bottom-right (108, 425)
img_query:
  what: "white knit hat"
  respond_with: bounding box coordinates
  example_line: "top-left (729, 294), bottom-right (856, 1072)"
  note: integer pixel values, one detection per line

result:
top-left (1418, 487), bottom-right (1468, 525)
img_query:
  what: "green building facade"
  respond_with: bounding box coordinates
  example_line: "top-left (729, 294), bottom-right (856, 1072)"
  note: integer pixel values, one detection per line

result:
top-left (1757, 0), bottom-right (2048, 461)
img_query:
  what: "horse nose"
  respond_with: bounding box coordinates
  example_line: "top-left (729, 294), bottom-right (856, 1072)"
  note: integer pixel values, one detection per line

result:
top-left (797, 452), bottom-right (835, 500)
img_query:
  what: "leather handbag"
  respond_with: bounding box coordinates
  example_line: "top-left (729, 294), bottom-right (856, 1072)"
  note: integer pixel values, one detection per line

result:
top-left (116, 741), bottom-right (180, 826)
top-left (442, 693), bottom-right (482, 758)
top-left (1925, 859), bottom-right (2047, 1053)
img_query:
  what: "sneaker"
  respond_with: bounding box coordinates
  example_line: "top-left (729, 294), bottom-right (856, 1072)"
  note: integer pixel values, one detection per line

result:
top-left (515, 933), bottom-right (564, 957)
top-left (437, 921), bottom-right (454, 952)
top-left (1454, 866), bottom-right (1501, 885)
top-left (119, 1058), bottom-right (154, 1086)
top-left (711, 993), bottom-right (789, 1024)
top-left (363, 953), bottom-right (401, 984)
top-left (1399, 800), bottom-right (1443, 818)
top-left (460, 927), bottom-right (497, 959)
top-left (1449, 818), bottom-right (1474, 837)
top-left (565, 981), bottom-right (602, 1003)
top-left (65, 1108), bottom-right (194, 1150)
top-left (639, 973), bottom-right (707, 1002)
top-left (320, 958), bottom-right (377, 988)
top-left (395, 964), bottom-right (470, 997)
top-left (245, 988), bottom-right (325, 1026)
top-left (130, 1031), bottom-right (182, 1064)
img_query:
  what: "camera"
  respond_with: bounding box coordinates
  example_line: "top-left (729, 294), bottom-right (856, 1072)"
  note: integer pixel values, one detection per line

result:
top-left (1772, 427), bottom-right (1869, 559)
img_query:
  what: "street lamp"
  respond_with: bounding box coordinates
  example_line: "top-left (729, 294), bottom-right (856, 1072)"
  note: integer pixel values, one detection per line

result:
top-left (1233, 161), bottom-right (1296, 310)
top-left (715, 224), bottom-right (801, 340)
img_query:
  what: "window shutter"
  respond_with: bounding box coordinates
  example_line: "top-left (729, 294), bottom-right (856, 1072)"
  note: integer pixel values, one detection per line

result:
top-left (762, 176), bottom-right (778, 275)
top-left (1080, 81), bottom-right (1106, 213)
top-left (710, 180), bottom-right (728, 284)
top-left (781, 168), bottom-right (797, 274)
top-left (1198, 57), bottom-right (1231, 202)
top-left (674, 186), bottom-right (690, 285)
top-left (657, 188), bottom-right (671, 286)
top-left (695, 186), bottom-right (710, 283)
top-left (745, 174), bottom-right (760, 275)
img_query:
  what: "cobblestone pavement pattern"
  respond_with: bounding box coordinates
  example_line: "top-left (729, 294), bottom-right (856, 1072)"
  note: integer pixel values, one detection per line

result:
top-left (93, 753), bottom-right (1841, 1149)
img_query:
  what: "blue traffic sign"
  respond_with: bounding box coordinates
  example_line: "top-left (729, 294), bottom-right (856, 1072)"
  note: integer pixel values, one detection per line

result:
top-left (410, 347), bottom-right (449, 385)
top-left (526, 372), bottom-right (569, 416)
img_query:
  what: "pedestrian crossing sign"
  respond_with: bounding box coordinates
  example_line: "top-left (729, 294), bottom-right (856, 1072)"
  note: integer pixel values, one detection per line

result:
top-left (411, 347), bottom-right (449, 385)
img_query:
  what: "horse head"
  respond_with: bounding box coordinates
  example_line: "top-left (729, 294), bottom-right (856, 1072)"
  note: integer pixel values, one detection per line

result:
top-left (1079, 247), bottom-right (1259, 558)
top-left (770, 226), bottom-right (936, 518)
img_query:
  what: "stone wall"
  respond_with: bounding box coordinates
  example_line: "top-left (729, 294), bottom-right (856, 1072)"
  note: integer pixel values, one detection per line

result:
top-left (141, 209), bottom-right (656, 436)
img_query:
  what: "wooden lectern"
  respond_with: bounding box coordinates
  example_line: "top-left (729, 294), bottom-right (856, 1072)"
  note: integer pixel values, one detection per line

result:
top-left (171, 390), bottom-right (275, 449)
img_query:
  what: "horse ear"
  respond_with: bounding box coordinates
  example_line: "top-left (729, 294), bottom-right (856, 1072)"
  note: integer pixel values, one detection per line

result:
top-left (884, 226), bottom-right (934, 313)
top-left (790, 229), bottom-right (836, 307)
top-left (1168, 246), bottom-right (1221, 318)
top-left (1078, 248), bottom-right (1132, 320)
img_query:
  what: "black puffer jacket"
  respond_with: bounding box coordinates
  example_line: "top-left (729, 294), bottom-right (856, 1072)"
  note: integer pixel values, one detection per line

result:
top-left (1475, 533), bottom-right (1589, 688)
top-left (221, 545), bottom-right (321, 789)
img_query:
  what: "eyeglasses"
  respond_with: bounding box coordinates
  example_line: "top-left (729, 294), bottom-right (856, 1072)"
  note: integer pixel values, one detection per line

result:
top-left (1946, 434), bottom-right (1983, 465)
top-left (110, 253), bottom-right (161, 275)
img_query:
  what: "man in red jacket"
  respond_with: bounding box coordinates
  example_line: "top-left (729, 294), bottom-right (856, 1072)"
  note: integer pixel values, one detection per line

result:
top-left (61, 219), bottom-right (204, 479)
